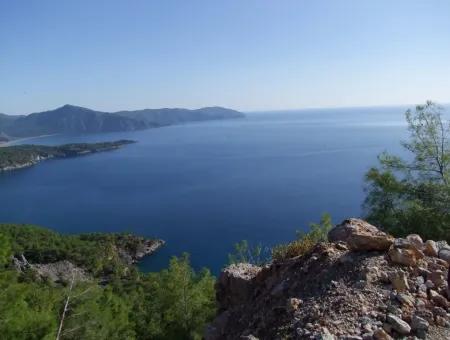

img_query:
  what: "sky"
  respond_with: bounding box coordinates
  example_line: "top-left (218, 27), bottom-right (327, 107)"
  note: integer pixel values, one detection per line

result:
top-left (1, 0), bottom-right (450, 114)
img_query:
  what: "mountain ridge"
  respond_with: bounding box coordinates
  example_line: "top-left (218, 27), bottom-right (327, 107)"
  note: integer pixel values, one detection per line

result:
top-left (0, 104), bottom-right (244, 139)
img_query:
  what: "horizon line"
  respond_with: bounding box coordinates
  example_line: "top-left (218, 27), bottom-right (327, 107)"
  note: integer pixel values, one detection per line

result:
top-left (3, 101), bottom-right (450, 116)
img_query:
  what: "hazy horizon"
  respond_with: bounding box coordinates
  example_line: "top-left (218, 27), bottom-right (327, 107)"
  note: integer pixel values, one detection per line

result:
top-left (4, 101), bottom-right (450, 117)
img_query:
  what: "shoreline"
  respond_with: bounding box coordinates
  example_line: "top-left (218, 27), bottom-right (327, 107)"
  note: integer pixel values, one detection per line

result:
top-left (0, 139), bottom-right (136, 172)
top-left (132, 239), bottom-right (166, 264)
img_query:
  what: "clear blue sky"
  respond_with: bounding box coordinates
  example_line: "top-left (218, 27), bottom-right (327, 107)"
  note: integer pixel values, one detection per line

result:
top-left (1, 0), bottom-right (450, 114)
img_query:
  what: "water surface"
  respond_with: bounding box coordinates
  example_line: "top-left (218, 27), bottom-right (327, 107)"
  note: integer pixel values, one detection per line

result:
top-left (0, 107), bottom-right (409, 273)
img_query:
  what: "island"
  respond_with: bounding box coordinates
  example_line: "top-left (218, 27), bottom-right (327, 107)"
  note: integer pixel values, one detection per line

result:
top-left (0, 139), bottom-right (135, 171)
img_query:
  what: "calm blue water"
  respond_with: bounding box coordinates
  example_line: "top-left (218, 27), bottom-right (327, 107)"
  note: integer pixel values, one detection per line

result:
top-left (0, 107), bottom-right (409, 274)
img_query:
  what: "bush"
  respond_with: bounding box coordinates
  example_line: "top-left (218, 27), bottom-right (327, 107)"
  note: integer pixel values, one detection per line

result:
top-left (228, 240), bottom-right (270, 266)
top-left (272, 213), bottom-right (332, 261)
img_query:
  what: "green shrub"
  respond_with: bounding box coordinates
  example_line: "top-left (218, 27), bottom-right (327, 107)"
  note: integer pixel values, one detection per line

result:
top-left (228, 240), bottom-right (270, 266)
top-left (272, 213), bottom-right (332, 261)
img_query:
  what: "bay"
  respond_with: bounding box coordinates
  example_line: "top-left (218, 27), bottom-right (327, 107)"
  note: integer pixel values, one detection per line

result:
top-left (0, 107), bottom-right (409, 274)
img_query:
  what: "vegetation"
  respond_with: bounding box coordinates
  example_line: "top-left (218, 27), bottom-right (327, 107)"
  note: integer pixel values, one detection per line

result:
top-left (136, 254), bottom-right (216, 339)
top-left (0, 104), bottom-right (244, 138)
top-left (272, 213), bottom-right (333, 261)
top-left (0, 140), bottom-right (135, 171)
top-left (229, 214), bottom-right (333, 265)
top-left (5, 101), bottom-right (449, 339)
top-left (0, 225), bottom-right (215, 339)
top-left (0, 224), bottom-right (151, 277)
top-left (0, 232), bottom-right (10, 266)
top-left (228, 240), bottom-right (270, 266)
top-left (364, 101), bottom-right (450, 241)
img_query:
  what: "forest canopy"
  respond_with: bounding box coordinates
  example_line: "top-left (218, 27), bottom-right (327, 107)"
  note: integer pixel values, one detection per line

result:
top-left (0, 224), bottom-right (215, 340)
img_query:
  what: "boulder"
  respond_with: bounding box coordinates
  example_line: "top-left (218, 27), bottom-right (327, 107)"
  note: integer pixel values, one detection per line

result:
top-left (438, 249), bottom-right (450, 263)
top-left (388, 271), bottom-right (409, 292)
top-left (429, 290), bottom-right (449, 308)
top-left (386, 314), bottom-right (411, 335)
top-left (388, 247), bottom-right (420, 267)
top-left (423, 240), bottom-right (439, 257)
top-left (406, 234), bottom-right (424, 249)
top-left (392, 238), bottom-right (425, 259)
top-left (328, 219), bottom-right (394, 251)
top-left (373, 328), bottom-right (393, 340)
top-left (396, 293), bottom-right (414, 307)
top-left (411, 314), bottom-right (429, 331)
top-left (427, 270), bottom-right (446, 287)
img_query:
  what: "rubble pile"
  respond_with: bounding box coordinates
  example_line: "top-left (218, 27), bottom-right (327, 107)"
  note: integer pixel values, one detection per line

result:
top-left (207, 219), bottom-right (450, 339)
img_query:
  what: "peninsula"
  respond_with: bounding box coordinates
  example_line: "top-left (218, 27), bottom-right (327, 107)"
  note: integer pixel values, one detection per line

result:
top-left (0, 140), bottom-right (135, 171)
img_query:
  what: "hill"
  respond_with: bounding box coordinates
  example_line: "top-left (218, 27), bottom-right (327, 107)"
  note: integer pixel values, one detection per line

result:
top-left (115, 106), bottom-right (245, 126)
top-left (0, 224), bottom-right (214, 339)
top-left (1, 223), bottom-right (164, 278)
top-left (0, 104), bottom-right (245, 138)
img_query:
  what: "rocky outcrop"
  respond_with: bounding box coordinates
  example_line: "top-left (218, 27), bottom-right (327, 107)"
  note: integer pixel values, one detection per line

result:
top-left (208, 219), bottom-right (450, 339)
top-left (216, 263), bottom-right (262, 311)
top-left (118, 239), bottom-right (165, 265)
top-left (13, 255), bottom-right (89, 283)
top-left (328, 218), bottom-right (394, 251)
top-left (33, 260), bottom-right (89, 283)
top-left (11, 235), bottom-right (165, 282)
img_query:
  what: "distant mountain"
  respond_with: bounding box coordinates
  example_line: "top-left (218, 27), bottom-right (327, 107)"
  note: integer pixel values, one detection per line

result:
top-left (115, 106), bottom-right (245, 126)
top-left (0, 105), bottom-right (244, 139)
top-left (2, 105), bottom-right (146, 138)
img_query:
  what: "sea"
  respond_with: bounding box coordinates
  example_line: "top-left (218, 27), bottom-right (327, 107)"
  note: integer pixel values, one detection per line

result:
top-left (0, 106), bottom-right (411, 274)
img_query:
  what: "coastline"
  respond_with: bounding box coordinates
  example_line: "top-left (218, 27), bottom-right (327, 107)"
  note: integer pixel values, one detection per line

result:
top-left (117, 237), bottom-right (166, 266)
top-left (8, 227), bottom-right (166, 282)
top-left (131, 239), bottom-right (166, 264)
top-left (0, 140), bottom-right (136, 172)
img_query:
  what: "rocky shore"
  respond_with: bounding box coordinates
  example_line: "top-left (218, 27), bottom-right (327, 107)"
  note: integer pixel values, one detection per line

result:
top-left (118, 238), bottom-right (166, 265)
top-left (0, 154), bottom-right (49, 171)
top-left (207, 219), bottom-right (450, 339)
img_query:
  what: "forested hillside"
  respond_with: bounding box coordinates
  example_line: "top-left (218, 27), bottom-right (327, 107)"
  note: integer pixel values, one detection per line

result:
top-left (0, 140), bottom-right (135, 171)
top-left (0, 224), bottom-right (215, 340)
top-left (0, 105), bottom-right (244, 139)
